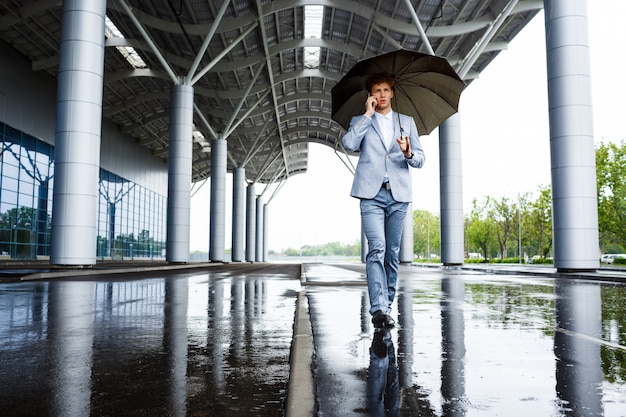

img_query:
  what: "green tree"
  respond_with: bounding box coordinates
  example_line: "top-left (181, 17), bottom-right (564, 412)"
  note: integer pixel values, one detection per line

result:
top-left (465, 198), bottom-right (496, 259)
top-left (0, 207), bottom-right (49, 258)
top-left (491, 196), bottom-right (517, 259)
top-left (596, 140), bottom-right (626, 251)
top-left (528, 185), bottom-right (552, 258)
top-left (516, 192), bottom-right (532, 259)
top-left (413, 210), bottom-right (440, 259)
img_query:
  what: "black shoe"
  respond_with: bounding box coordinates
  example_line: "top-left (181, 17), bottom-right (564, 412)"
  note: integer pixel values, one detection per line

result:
top-left (371, 329), bottom-right (388, 358)
top-left (372, 310), bottom-right (395, 329)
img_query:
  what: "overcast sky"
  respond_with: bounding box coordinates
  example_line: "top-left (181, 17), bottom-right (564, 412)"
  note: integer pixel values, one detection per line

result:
top-left (190, 2), bottom-right (626, 253)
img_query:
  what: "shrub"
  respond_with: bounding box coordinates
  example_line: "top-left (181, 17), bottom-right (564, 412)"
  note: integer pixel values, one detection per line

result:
top-left (532, 257), bottom-right (553, 264)
top-left (465, 258), bottom-right (489, 264)
top-left (492, 257), bottom-right (520, 264)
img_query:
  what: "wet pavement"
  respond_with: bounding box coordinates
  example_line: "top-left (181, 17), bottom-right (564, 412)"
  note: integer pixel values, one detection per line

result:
top-left (304, 263), bottom-right (626, 417)
top-left (0, 261), bottom-right (624, 416)
top-left (0, 263), bottom-right (302, 417)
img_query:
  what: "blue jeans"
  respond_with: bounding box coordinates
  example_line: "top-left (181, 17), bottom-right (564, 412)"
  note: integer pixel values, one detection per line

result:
top-left (360, 188), bottom-right (408, 315)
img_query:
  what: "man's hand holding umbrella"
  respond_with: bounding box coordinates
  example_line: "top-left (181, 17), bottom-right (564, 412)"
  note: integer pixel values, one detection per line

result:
top-left (397, 135), bottom-right (412, 159)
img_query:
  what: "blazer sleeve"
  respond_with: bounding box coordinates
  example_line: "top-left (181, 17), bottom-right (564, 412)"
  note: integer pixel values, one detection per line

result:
top-left (342, 115), bottom-right (373, 152)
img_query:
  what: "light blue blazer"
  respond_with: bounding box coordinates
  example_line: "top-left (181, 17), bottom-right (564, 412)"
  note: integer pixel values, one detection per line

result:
top-left (342, 111), bottom-right (425, 203)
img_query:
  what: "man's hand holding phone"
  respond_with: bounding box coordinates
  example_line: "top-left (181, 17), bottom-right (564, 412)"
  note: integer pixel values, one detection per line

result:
top-left (365, 95), bottom-right (377, 117)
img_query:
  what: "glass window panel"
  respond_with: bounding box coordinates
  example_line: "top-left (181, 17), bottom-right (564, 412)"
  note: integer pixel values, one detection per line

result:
top-left (18, 192), bottom-right (34, 208)
top-left (18, 179), bottom-right (35, 196)
top-left (2, 177), bottom-right (18, 193)
top-left (2, 162), bottom-right (19, 179)
top-left (1, 123), bottom-right (169, 261)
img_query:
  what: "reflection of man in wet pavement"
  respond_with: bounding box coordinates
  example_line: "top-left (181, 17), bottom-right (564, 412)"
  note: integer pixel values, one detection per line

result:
top-left (367, 329), bottom-right (399, 416)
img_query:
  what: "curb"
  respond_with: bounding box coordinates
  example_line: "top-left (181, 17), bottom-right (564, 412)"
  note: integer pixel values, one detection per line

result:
top-left (285, 285), bottom-right (315, 416)
top-left (19, 262), bottom-right (220, 281)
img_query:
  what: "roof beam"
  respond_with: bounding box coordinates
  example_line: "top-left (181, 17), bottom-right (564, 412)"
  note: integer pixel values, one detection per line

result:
top-left (457, 0), bottom-right (520, 78)
top-left (371, 22), bottom-right (404, 50)
top-left (116, 0), bottom-right (178, 83)
top-left (190, 21), bottom-right (259, 86)
top-left (254, 0), bottom-right (291, 178)
top-left (402, 0), bottom-right (434, 55)
top-left (223, 63), bottom-right (265, 137)
top-left (223, 89), bottom-right (272, 139)
top-left (187, 0), bottom-right (231, 81)
top-left (241, 124), bottom-right (277, 168)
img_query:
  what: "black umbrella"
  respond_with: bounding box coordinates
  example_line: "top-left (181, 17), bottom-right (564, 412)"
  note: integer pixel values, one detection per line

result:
top-left (331, 49), bottom-right (465, 136)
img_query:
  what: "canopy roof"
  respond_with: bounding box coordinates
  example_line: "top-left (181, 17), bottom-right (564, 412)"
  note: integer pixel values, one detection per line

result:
top-left (0, 0), bottom-right (541, 185)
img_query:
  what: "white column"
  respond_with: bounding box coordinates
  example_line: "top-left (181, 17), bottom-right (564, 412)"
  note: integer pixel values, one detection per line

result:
top-left (245, 184), bottom-right (256, 262)
top-left (209, 138), bottom-right (227, 262)
top-left (231, 168), bottom-right (245, 262)
top-left (255, 196), bottom-right (264, 262)
top-left (544, 0), bottom-right (599, 270)
top-left (262, 204), bottom-right (268, 262)
top-left (166, 83), bottom-right (193, 263)
top-left (439, 113), bottom-right (464, 265)
top-left (51, 0), bottom-right (106, 265)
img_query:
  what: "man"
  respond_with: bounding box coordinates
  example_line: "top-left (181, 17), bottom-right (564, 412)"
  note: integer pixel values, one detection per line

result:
top-left (342, 72), bottom-right (425, 328)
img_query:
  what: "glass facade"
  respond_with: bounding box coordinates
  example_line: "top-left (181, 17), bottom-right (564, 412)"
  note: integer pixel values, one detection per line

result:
top-left (0, 122), bottom-right (166, 260)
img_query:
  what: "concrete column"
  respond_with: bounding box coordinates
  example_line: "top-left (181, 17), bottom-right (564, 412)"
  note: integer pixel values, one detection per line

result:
top-left (262, 204), bottom-right (268, 261)
top-left (255, 196), bottom-right (264, 262)
top-left (399, 203), bottom-right (414, 263)
top-left (245, 183), bottom-right (256, 262)
top-left (231, 168), bottom-right (245, 262)
top-left (439, 113), bottom-right (464, 265)
top-left (209, 138), bottom-right (227, 262)
top-left (166, 83), bottom-right (193, 263)
top-left (544, 0), bottom-right (599, 271)
top-left (51, 0), bottom-right (106, 265)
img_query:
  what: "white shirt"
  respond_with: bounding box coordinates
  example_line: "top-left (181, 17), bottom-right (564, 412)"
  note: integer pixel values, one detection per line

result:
top-left (376, 111), bottom-right (395, 151)
top-left (375, 111), bottom-right (395, 183)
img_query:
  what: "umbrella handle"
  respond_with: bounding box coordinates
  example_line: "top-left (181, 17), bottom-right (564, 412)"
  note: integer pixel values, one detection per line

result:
top-left (397, 111), bottom-right (404, 137)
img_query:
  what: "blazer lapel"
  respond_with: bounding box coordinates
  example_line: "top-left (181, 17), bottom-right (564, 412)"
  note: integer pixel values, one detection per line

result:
top-left (371, 115), bottom-right (387, 149)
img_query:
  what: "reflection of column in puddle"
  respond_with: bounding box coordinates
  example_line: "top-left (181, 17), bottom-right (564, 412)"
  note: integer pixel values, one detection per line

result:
top-left (397, 276), bottom-right (414, 389)
top-left (208, 279), bottom-right (226, 389)
top-left (257, 280), bottom-right (266, 317)
top-left (231, 280), bottom-right (245, 358)
top-left (48, 281), bottom-right (95, 417)
top-left (164, 278), bottom-right (189, 417)
top-left (245, 280), bottom-right (255, 320)
top-left (31, 283), bottom-right (47, 328)
top-left (441, 276), bottom-right (466, 417)
top-left (554, 280), bottom-right (603, 416)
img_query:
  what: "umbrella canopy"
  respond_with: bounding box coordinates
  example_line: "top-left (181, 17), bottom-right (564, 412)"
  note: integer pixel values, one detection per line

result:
top-left (331, 49), bottom-right (465, 136)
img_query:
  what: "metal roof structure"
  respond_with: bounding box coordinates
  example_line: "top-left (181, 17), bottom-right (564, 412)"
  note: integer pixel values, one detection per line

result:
top-left (0, 0), bottom-right (542, 187)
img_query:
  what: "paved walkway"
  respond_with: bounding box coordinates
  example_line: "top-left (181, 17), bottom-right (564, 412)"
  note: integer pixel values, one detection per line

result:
top-left (0, 261), bottom-right (624, 416)
top-left (295, 262), bottom-right (626, 417)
